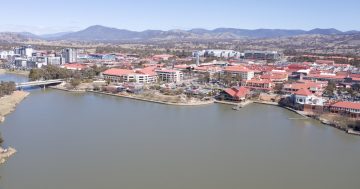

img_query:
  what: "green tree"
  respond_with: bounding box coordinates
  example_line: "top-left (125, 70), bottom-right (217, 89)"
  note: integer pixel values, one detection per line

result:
top-left (29, 69), bottom-right (43, 81)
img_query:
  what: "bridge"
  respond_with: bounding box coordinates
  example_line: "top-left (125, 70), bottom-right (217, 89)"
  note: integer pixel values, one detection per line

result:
top-left (16, 79), bottom-right (64, 89)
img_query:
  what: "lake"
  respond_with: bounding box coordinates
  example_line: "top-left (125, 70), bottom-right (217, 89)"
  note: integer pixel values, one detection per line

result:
top-left (1, 73), bottom-right (360, 189)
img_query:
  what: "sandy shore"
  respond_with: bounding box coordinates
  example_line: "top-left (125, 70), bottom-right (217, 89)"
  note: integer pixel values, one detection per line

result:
top-left (0, 91), bottom-right (30, 123)
top-left (0, 147), bottom-right (17, 164)
top-left (0, 91), bottom-right (27, 164)
top-left (0, 69), bottom-right (5, 74)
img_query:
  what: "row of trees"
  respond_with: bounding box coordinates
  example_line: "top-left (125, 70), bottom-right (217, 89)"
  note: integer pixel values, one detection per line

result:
top-left (29, 65), bottom-right (71, 81)
top-left (28, 65), bottom-right (106, 81)
top-left (0, 81), bottom-right (16, 98)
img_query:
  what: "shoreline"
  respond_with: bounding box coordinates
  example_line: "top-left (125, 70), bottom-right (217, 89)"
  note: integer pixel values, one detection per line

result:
top-left (48, 86), bottom-right (86, 93)
top-left (0, 91), bottom-right (30, 123)
top-left (47, 86), bottom-right (360, 136)
top-left (0, 91), bottom-right (29, 164)
top-left (0, 68), bottom-right (29, 76)
top-left (89, 90), bottom-right (214, 106)
top-left (49, 85), bottom-right (214, 106)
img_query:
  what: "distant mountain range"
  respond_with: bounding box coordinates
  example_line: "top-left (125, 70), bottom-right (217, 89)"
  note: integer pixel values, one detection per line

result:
top-left (2, 25), bottom-right (360, 42)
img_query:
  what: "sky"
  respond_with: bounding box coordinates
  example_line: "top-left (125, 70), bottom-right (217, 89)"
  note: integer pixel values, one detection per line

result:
top-left (1, 0), bottom-right (359, 34)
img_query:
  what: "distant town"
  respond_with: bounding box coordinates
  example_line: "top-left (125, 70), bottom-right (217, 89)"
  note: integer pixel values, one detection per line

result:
top-left (0, 45), bottom-right (360, 135)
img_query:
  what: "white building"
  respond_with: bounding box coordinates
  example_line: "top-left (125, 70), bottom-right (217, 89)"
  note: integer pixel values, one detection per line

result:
top-left (47, 57), bottom-right (63, 65)
top-left (0, 51), bottom-right (14, 59)
top-left (156, 69), bottom-right (183, 83)
top-left (195, 50), bottom-right (241, 58)
top-left (14, 45), bottom-right (33, 57)
top-left (293, 88), bottom-right (324, 106)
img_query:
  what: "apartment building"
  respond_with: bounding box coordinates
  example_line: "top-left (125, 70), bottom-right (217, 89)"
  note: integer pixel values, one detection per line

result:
top-left (223, 66), bottom-right (255, 80)
top-left (155, 69), bottom-right (183, 83)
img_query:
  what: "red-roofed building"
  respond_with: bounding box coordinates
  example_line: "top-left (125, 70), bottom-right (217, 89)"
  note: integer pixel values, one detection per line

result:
top-left (330, 101), bottom-right (360, 119)
top-left (221, 86), bottom-right (250, 101)
top-left (241, 78), bottom-right (274, 91)
top-left (283, 80), bottom-right (327, 95)
top-left (260, 72), bottom-right (288, 83)
top-left (61, 63), bottom-right (88, 71)
top-left (102, 68), bottom-right (157, 83)
top-left (292, 88), bottom-right (325, 113)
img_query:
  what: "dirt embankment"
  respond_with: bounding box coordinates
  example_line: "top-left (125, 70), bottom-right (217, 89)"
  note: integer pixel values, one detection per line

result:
top-left (0, 91), bottom-right (30, 123)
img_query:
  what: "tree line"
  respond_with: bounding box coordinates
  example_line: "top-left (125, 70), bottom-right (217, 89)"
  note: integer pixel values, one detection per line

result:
top-left (28, 65), bottom-right (106, 81)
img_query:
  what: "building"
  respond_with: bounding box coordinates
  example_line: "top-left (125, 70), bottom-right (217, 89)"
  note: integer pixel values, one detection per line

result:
top-left (102, 68), bottom-right (157, 84)
top-left (87, 54), bottom-right (116, 61)
top-left (329, 101), bottom-right (360, 119)
top-left (223, 66), bottom-right (255, 80)
top-left (14, 58), bottom-right (27, 67)
top-left (14, 45), bottom-right (33, 57)
top-left (195, 50), bottom-right (241, 58)
top-left (0, 51), bottom-right (14, 59)
top-left (244, 50), bottom-right (280, 60)
top-left (303, 73), bottom-right (345, 82)
top-left (47, 57), bottom-right (63, 65)
top-left (62, 48), bottom-right (77, 63)
top-left (220, 86), bottom-right (250, 101)
top-left (241, 78), bottom-right (274, 91)
top-left (283, 80), bottom-right (327, 95)
top-left (292, 88), bottom-right (325, 113)
top-left (260, 72), bottom-right (288, 83)
top-left (155, 69), bottom-right (183, 83)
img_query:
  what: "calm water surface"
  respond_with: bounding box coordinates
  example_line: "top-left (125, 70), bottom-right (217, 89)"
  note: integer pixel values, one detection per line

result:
top-left (1, 73), bottom-right (360, 189)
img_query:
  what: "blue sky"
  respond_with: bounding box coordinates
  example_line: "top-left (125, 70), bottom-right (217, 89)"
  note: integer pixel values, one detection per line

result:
top-left (1, 0), bottom-right (359, 34)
